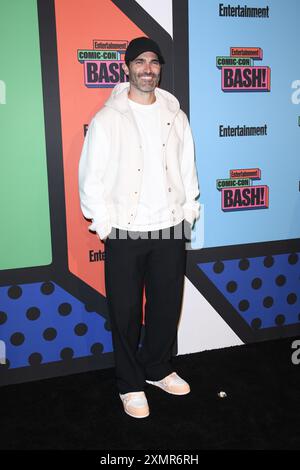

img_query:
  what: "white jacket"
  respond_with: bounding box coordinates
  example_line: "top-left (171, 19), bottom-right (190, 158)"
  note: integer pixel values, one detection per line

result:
top-left (79, 82), bottom-right (200, 240)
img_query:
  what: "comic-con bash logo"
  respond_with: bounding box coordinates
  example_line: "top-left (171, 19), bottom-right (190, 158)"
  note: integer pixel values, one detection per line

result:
top-left (78, 40), bottom-right (129, 88)
top-left (216, 47), bottom-right (271, 92)
top-left (217, 168), bottom-right (269, 211)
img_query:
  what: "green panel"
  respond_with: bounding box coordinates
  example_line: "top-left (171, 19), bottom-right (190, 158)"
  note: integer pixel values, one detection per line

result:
top-left (0, 0), bottom-right (52, 269)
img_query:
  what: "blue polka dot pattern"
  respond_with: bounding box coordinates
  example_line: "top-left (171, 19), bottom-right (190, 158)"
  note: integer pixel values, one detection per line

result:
top-left (198, 252), bottom-right (300, 329)
top-left (0, 282), bottom-right (112, 369)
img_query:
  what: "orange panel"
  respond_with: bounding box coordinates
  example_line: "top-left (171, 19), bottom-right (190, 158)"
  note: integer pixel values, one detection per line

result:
top-left (54, 0), bottom-right (146, 296)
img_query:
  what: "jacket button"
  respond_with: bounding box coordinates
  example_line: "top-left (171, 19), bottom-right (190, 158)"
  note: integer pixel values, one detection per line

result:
top-left (168, 187), bottom-right (172, 192)
top-left (163, 144), bottom-right (165, 147)
top-left (138, 168), bottom-right (141, 171)
top-left (167, 122), bottom-right (170, 125)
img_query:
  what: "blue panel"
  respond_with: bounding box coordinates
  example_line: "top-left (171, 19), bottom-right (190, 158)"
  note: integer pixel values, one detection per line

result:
top-left (199, 252), bottom-right (300, 329)
top-left (0, 282), bottom-right (112, 369)
top-left (189, 0), bottom-right (300, 248)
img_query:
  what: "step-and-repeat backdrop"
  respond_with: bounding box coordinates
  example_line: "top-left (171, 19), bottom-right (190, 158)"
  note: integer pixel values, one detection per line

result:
top-left (0, 0), bottom-right (299, 386)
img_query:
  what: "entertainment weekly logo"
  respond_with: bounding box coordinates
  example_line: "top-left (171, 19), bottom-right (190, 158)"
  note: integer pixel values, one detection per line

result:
top-left (216, 47), bottom-right (271, 92)
top-left (217, 168), bottom-right (269, 211)
top-left (77, 39), bottom-right (129, 88)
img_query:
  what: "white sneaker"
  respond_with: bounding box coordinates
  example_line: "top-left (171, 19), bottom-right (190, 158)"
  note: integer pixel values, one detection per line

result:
top-left (119, 391), bottom-right (150, 418)
top-left (146, 372), bottom-right (190, 395)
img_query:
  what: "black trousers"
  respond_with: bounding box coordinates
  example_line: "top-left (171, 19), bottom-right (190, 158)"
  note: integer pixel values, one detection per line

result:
top-left (104, 221), bottom-right (188, 394)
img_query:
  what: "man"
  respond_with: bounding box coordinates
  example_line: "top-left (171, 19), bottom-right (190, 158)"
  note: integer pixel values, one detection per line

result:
top-left (79, 37), bottom-right (200, 418)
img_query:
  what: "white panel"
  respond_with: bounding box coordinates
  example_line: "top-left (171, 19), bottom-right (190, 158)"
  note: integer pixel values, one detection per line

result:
top-left (177, 277), bottom-right (244, 354)
top-left (135, 0), bottom-right (173, 37)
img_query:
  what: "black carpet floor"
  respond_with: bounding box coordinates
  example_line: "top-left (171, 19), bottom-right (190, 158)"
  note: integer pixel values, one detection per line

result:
top-left (0, 336), bottom-right (299, 451)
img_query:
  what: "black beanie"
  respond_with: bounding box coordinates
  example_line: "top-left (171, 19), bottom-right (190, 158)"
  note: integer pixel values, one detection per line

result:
top-left (125, 37), bottom-right (165, 65)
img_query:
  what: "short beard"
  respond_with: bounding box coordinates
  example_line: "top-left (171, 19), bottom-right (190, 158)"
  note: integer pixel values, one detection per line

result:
top-left (129, 71), bottom-right (160, 93)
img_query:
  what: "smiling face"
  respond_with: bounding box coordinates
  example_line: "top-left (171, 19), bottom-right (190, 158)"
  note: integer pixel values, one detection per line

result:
top-left (123, 51), bottom-right (161, 95)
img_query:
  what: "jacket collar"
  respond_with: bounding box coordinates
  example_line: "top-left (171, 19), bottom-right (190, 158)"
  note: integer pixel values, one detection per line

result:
top-left (104, 82), bottom-right (180, 117)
